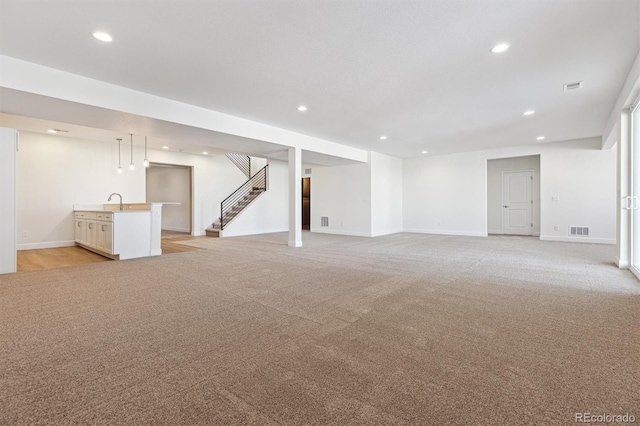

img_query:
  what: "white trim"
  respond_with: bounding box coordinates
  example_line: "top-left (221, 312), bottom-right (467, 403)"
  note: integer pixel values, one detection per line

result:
top-left (150, 248), bottom-right (162, 256)
top-left (221, 228), bottom-right (289, 238)
top-left (288, 241), bottom-right (303, 247)
top-left (403, 228), bottom-right (488, 237)
top-left (631, 265), bottom-right (640, 279)
top-left (161, 226), bottom-right (190, 233)
top-left (18, 240), bottom-right (76, 251)
top-left (192, 230), bottom-right (206, 237)
top-left (370, 229), bottom-right (404, 237)
top-left (539, 235), bottom-right (615, 245)
top-left (488, 228), bottom-right (503, 235)
top-left (311, 228), bottom-right (372, 237)
top-left (616, 256), bottom-right (630, 269)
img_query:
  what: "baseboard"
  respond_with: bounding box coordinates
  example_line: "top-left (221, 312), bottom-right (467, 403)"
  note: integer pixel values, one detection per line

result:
top-left (539, 235), bottom-right (616, 245)
top-left (221, 228), bottom-right (288, 238)
top-left (310, 228), bottom-right (372, 237)
top-left (616, 256), bottom-right (630, 269)
top-left (403, 228), bottom-right (488, 237)
top-left (370, 229), bottom-right (404, 237)
top-left (488, 229), bottom-right (502, 235)
top-left (18, 240), bottom-right (76, 251)
top-left (192, 231), bottom-right (206, 237)
top-left (161, 226), bottom-right (190, 233)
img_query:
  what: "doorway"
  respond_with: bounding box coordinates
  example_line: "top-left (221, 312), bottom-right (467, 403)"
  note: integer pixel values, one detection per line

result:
top-left (487, 155), bottom-right (540, 236)
top-left (302, 177), bottom-right (311, 230)
top-left (146, 163), bottom-right (193, 235)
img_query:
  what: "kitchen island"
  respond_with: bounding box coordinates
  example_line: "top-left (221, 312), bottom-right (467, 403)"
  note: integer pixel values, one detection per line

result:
top-left (73, 203), bottom-right (163, 260)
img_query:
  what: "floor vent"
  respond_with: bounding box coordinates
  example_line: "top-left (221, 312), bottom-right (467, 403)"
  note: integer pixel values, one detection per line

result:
top-left (569, 226), bottom-right (589, 236)
top-left (563, 81), bottom-right (583, 91)
top-left (321, 216), bottom-right (329, 227)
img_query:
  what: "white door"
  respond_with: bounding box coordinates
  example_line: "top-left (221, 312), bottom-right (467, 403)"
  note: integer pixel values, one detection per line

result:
top-left (502, 171), bottom-right (533, 235)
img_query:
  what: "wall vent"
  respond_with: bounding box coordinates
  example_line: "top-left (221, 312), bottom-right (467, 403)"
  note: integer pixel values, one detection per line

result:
top-left (569, 226), bottom-right (589, 236)
top-left (321, 216), bottom-right (329, 227)
top-left (305, 168), bottom-right (312, 175)
top-left (563, 81), bottom-right (583, 92)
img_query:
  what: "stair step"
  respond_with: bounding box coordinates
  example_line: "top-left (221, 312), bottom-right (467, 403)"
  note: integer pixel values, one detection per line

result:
top-left (205, 228), bottom-right (220, 237)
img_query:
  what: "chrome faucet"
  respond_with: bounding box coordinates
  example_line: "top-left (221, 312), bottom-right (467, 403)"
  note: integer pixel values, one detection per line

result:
top-left (108, 193), bottom-right (123, 211)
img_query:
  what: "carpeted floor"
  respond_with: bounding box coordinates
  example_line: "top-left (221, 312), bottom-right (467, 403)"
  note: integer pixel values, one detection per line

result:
top-left (1, 232), bottom-right (638, 425)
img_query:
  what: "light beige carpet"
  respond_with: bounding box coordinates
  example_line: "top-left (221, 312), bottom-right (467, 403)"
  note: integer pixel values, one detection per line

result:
top-left (1, 232), bottom-right (639, 425)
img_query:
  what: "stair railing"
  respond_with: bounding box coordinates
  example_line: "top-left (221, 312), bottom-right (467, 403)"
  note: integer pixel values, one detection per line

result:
top-left (225, 153), bottom-right (251, 179)
top-left (220, 164), bottom-right (268, 230)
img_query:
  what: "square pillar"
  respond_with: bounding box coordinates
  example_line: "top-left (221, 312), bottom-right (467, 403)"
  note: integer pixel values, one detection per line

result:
top-left (288, 147), bottom-right (302, 247)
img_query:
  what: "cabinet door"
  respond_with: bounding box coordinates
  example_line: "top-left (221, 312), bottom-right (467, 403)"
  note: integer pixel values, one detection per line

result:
top-left (86, 221), bottom-right (96, 247)
top-left (95, 222), bottom-right (105, 251)
top-left (74, 220), bottom-right (83, 243)
top-left (78, 220), bottom-right (88, 244)
top-left (102, 222), bottom-right (113, 254)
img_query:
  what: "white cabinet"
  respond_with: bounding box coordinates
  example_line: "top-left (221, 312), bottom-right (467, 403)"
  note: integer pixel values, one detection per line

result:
top-left (95, 212), bottom-right (113, 253)
top-left (74, 211), bottom-right (114, 256)
top-left (73, 208), bottom-right (152, 260)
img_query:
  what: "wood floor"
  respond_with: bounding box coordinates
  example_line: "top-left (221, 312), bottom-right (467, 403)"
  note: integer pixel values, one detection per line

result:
top-left (17, 232), bottom-right (204, 272)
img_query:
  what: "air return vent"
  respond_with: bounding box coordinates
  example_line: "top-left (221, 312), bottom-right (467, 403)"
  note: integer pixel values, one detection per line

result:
top-left (321, 216), bottom-right (329, 227)
top-left (563, 81), bottom-right (583, 92)
top-left (305, 168), bottom-right (312, 175)
top-left (569, 226), bottom-right (589, 236)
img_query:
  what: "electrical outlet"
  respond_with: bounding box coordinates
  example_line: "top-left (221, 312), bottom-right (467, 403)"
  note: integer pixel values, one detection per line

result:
top-left (22, 231), bottom-right (28, 237)
top-left (553, 225), bottom-right (559, 231)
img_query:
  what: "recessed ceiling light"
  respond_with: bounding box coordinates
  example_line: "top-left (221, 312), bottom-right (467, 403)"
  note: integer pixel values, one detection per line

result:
top-left (162, 146), bottom-right (169, 149)
top-left (523, 110), bottom-right (536, 116)
top-left (297, 105), bottom-right (308, 112)
top-left (47, 129), bottom-right (57, 133)
top-left (490, 43), bottom-right (510, 54)
top-left (536, 136), bottom-right (546, 141)
top-left (92, 32), bottom-right (113, 42)
top-left (202, 151), bottom-right (208, 155)
top-left (379, 135), bottom-right (387, 140)
top-left (421, 150), bottom-right (428, 154)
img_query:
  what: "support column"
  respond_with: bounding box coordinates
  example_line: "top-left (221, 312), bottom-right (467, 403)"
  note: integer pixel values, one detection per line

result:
top-left (617, 110), bottom-right (630, 268)
top-left (288, 147), bottom-right (302, 247)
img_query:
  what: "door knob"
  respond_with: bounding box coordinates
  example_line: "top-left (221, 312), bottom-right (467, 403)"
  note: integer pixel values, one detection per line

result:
top-left (503, 205), bottom-right (509, 208)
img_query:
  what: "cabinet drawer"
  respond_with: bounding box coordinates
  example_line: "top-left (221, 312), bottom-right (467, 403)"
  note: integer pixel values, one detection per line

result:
top-left (74, 211), bottom-right (97, 219)
top-left (96, 212), bottom-right (113, 222)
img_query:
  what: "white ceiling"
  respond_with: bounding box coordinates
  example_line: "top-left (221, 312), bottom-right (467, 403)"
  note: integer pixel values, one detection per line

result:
top-left (0, 0), bottom-right (639, 158)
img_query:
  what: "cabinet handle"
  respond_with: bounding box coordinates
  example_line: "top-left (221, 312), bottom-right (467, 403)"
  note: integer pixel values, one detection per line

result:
top-left (78, 222), bottom-right (81, 227)
top-left (88, 223), bottom-right (93, 229)
top-left (102, 225), bottom-right (106, 231)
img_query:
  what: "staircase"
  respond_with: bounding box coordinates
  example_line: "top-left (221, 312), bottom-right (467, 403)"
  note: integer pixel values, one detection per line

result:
top-left (206, 156), bottom-right (268, 237)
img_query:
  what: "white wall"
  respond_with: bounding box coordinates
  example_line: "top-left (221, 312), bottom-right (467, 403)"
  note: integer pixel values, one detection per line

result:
top-left (146, 165), bottom-right (191, 232)
top-left (222, 159), bottom-right (289, 237)
top-left (15, 131), bottom-right (285, 249)
top-left (250, 156), bottom-right (268, 177)
top-left (404, 138), bottom-right (616, 244)
top-left (0, 127), bottom-right (17, 273)
top-left (403, 151), bottom-right (487, 236)
top-left (16, 132), bottom-right (146, 249)
top-left (487, 155), bottom-right (540, 235)
top-left (370, 151), bottom-right (403, 236)
top-left (311, 161), bottom-right (372, 237)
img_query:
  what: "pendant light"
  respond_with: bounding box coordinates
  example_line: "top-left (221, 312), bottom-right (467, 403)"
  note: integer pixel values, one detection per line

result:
top-left (129, 133), bottom-right (135, 171)
top-left (116, 138), bottom-right (123, 174)
top-left (143, 136), bottom-right (149, 167)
